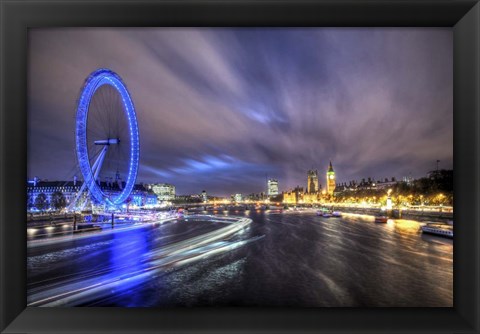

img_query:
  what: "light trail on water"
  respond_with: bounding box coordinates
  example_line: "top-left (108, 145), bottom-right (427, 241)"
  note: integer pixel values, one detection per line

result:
top-left (27, 211), bottom-right (452, 307)
top-left (27, 216), bottom-right (256, 307)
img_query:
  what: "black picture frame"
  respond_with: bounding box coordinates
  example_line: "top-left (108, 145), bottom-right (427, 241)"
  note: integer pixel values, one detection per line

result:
top-left (1, 0), bottom-right (479, 333)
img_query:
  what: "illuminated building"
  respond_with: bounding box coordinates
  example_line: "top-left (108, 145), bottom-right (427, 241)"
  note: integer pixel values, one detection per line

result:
top-left (267, 179), bottom-right (279, 196)
top-left (27, 179), bottom-right (82, 210)
top-left (304, 169), bottom-right (321, 203)
top-left (283, 186), bottom-right (304, 204)
top-left (201, 190), bottom-right (207, 203)
top-left (27, 178), bottom-right (157, 210)
top-left (373, 177), bottom-right (397, 189)
top-left (130, 185), bottom-right (158, 207)
top-left (307, 170), bottom-right (319, 193)
top-left (234, 193), bottom-right (243, 202)
top-left (150, 183), bottom-right (176, 201)
top-left (303, 192), bottom-right (320, 204)
top-left (326, 161), bottom-right (336, 195)
top-left (175, 194), bottom-right (202, 203)
top-left (247, 193), bottom-right (263, 201)
top-left (403, 175), bottom-right (414, 184)
top-left (332, 177), bottom-right (398, 195)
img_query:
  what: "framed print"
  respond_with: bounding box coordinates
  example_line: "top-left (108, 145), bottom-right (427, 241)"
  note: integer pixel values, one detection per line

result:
top-left (1, 0), bottom-right (479, 333)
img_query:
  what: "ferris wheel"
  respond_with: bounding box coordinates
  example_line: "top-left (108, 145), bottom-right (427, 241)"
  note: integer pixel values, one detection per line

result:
top-left (70, 68), bottom-right (139, 209)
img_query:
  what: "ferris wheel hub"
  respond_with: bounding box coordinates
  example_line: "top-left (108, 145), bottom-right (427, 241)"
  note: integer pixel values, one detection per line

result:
top-left (94, 138), bottom-right (120, 145)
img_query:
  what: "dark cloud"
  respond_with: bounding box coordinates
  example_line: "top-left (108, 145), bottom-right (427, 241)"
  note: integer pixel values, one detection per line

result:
top-left (28, 28), bottom-right (452, 196)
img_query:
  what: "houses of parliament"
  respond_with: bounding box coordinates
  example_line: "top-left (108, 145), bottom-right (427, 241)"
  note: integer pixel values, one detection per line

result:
top-left (283, 161), bottom-right (336, 204)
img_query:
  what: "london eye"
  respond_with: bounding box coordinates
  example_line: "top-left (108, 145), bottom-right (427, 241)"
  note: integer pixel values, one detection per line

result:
top-left (72, 68), bottom-right (139, 208)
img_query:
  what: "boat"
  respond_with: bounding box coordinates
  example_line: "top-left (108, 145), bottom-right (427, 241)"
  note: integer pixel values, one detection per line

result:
top-left (316, 209), bottom-right (333, 217)
top-left (374, 215), bottom-right (388, 223)
top-left (420, 222), bottom-right (453, 238)
top-left (332, 211), bottom-right (342, 217)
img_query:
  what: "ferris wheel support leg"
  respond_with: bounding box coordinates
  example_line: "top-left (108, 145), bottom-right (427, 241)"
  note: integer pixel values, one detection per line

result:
top-left (69, 146), bottom-right (109, 211)
top-left (67, 180), bottom-right (88, 211)
top-left (92, 146), bottom-right (108, 185)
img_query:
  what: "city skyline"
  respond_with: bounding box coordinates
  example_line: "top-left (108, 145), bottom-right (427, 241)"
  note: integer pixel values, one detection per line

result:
top-left (27, 161), bottom-right (447, 200)
top-left (28, 28), bottom-right (453, 197)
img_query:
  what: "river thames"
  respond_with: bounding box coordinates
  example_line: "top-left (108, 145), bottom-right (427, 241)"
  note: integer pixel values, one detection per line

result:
top-left (27, 210), bottom-right (452, 307)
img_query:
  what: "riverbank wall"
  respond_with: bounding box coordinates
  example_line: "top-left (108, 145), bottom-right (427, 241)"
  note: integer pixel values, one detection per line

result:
top-left (326, 206), bottom-right (453, 222)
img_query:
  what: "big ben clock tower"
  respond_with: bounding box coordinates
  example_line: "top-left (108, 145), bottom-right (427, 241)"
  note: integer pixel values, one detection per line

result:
top-left (326, 161), bottom-right (336, 195)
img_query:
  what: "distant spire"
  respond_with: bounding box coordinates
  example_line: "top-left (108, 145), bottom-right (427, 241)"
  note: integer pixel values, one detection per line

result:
top-left (328, 161), bottom-right (334, 172)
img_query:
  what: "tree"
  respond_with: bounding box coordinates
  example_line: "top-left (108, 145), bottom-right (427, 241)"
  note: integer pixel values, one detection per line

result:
top-left (34, 193), bottom-right (49, 212)
top-left (50, 191), bottom-right (67, 211)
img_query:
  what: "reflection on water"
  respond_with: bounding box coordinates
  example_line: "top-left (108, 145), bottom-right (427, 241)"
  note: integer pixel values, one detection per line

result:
top-left (27, 211), bottom-right (453, 307)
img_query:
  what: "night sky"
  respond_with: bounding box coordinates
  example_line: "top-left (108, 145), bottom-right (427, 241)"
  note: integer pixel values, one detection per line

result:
top-left (28, 28), bottom-right (452, 197)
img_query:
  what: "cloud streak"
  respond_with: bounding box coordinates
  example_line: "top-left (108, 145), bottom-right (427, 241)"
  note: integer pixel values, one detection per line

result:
top-left (28, 28), bottom-right (452, 196)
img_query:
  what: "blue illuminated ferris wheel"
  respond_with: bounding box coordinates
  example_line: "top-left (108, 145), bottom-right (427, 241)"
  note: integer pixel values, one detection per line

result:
top-left (74, 68), bottom-right (139, 207)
